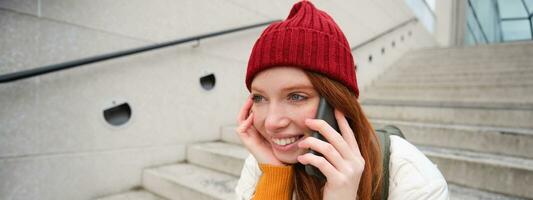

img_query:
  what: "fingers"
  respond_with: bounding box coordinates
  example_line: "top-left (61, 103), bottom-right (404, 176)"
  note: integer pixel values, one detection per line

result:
top-left (236, 95), bottom-right (257, 139)
top-left (334, 109), bottom-right (361, 158)
top-left (298, 136), bottom-right (348, 171)
top-left (236, 112), bottom-right (254, 134)
top-left (305, 117), bottom-right (355, 161)
top-left (297, 153), bottom-right (340, 179)
top-left (237, 95), bottom-right (253, 123)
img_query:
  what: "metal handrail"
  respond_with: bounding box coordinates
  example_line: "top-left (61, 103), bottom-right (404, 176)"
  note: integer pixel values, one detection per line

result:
top-left (0, 20), bottom-right (280, 83)
top-left (351, 17), bottom-right (418, 51)
top-left (2, 15), bottom-right (421, 83)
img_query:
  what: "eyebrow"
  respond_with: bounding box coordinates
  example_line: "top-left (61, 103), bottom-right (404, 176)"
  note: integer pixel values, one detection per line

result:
top-left (251, 84), bottom-right (314, 93)
top-left (281, 84), bottom-right (313, 91)
top-left (250, 87), bottom-right (264, 93)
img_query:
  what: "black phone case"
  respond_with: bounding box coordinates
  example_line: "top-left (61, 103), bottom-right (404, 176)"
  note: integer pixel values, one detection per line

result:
top-left (304, 97), bottom-right (340, 181)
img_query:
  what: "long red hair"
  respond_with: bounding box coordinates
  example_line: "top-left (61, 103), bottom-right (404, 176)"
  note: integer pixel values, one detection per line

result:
top-left (293, 70), bottom-right (383, 200)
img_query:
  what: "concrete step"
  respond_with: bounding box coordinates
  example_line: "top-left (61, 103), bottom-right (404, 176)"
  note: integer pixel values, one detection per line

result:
top-left (389, 61), bottom-right (533, 74)
top-left (377, 73), bottom-right (533, 86)
top-left (368, 83), bottom-right (533, 95)
top-left (399, 56), bottom-right (533, 67)
top-left (399, 52), bottom-right (533, 65)
top-left (361, 99), bottom-right (533, 129)
top-left (401, 45), bottom-right (533, 58)
top-left (393, 59), bottom-right (533, 71)
top-left (420, 146), bottom-right (533, 199)
top-left (449, 184), bottom-right (527, 200)
top-left (378, 69), bottom-right (533, 83)
top-left (363, 85), bottom-right (533, 103)
top-left (361, 92), bottom-right (533, 105)
top-left (220, 125), bottom-right (242, 145)
top-left (360, 98), bottom-right (533, 110)
top-left (382, 69), bottom-right (533, 82)
top-left (396, 57), bottom-right (533, 66)
top-left (95, 190), bottom-right (166, 200)
top-left (375, 79), bottom-right (533, 89)
top-left (187, 142), bottom-right (249, 176)
top-left (143, 163), bottom-right (237, 200)
top-left (370, 119), bottom-right (533, 159)
top-left (399, 43), bottom-right (533, 63)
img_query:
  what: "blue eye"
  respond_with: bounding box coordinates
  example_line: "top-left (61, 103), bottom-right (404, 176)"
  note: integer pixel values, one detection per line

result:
top-left (252, 94), bottom-right (264, 103)
top-left (289, 93), bottom-right (307, 101)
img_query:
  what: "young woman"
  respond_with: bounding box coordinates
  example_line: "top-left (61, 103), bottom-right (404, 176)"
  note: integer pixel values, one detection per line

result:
top-left (235, 1), bottom-right (449, 199)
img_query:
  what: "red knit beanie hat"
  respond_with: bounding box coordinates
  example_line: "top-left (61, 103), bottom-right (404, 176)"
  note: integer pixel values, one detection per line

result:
top-left (245, 0), bottom-right (359, 97)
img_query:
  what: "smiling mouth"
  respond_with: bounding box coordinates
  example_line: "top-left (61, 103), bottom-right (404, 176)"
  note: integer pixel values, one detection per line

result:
top-left (272, 135), bottom-right (304, 146)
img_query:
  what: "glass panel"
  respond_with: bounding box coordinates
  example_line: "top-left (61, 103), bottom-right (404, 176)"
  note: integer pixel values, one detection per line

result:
top-left (501, 20), bottom-right (532, 40)
top-left (466, 6), bottom-right (488, 43)
top-left (465, 25), bottom-right (478, 45)
top-left (524, 0), bottom-right (533, 14)
top-left (424, 0), bottom-right (436, 11)
top-left (498, 0), bottom-right (529, 18)
top-left (471, 0), bottom-right (500, 42)
top-left (465, 0), bottom-right (533, 45)
top-left (405, 0), bottom-right (435, 33)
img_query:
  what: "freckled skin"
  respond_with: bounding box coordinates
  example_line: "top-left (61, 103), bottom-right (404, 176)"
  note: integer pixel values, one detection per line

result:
top-left (240, 66), bottom-right (366, 200)
top-left (250, 67), bottom-right (320, 164)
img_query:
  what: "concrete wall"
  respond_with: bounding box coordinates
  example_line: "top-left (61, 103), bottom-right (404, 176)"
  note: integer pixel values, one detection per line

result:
top-left (0, 0), bottom-right (436, 199)
top-left (355, 20), bottom-right (437, 94)
top-left (433, 0), bottom-right (468, 47)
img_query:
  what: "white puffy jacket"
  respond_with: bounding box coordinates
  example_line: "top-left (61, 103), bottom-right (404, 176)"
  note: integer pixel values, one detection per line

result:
top-left (235, 135), bottom-right (449, 199)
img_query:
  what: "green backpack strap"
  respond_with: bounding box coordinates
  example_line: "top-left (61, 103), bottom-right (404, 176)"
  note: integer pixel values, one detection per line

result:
top-left (382, 125), bottom-right (405, 138)
top-left (376, 125), bottom-right (405, 200)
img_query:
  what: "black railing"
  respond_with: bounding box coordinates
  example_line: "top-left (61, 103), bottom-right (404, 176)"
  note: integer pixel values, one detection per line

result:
top-left (0, 20), bottom-right (280, 83)
top-left (1, 16), bottom-right (418, 84)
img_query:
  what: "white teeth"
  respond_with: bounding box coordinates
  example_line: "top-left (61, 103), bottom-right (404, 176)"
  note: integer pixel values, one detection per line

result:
top-left (273, 136), bottom-right (300, 146)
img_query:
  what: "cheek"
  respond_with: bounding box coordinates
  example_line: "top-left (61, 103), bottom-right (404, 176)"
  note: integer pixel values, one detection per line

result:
top-left (251, 107), bottom-right (267, 133)
top-left (290, 104), bottom-right (318, 131)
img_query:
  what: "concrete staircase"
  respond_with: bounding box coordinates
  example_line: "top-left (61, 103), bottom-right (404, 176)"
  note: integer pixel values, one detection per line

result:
top-left (96, 43), bottom-right (533, 200)
top-left (95, 126), bottom-right (245, 200)
top-left (97, 126), bottom-right (527, 199)
top-left (361, 42), bottom-right (533, 199)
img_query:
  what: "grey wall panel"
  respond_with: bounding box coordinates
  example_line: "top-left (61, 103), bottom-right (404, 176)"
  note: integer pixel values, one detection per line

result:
top-left (0, 145), bottom-right (184, 200)
top-left (0, 10), bottom-right (148, 75)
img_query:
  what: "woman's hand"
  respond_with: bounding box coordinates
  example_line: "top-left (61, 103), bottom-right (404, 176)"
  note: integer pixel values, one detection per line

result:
top-left (236, 95), bottom-right (285, 166)
top-left (297, 109), bottom-right (365, 200)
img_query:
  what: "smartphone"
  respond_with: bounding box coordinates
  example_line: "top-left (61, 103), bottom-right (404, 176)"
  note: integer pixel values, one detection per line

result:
top-left (304, 97), bottom-right (340, 181)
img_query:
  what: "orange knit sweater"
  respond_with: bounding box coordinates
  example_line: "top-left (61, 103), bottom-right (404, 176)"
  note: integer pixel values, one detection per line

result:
top-left (252, 164), bottom-right (294, 200)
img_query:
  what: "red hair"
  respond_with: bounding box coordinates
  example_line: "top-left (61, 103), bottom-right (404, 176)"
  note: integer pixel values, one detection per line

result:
top-left (292, 70), bottom-right (383, 200)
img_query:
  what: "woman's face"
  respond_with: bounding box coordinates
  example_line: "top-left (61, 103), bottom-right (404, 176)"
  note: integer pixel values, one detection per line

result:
top-left (250, 66), bottom-right (320, 164)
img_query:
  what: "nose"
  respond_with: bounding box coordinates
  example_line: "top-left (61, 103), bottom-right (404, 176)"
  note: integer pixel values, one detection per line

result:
top-left (264, 102), bottom-right (290, 132)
